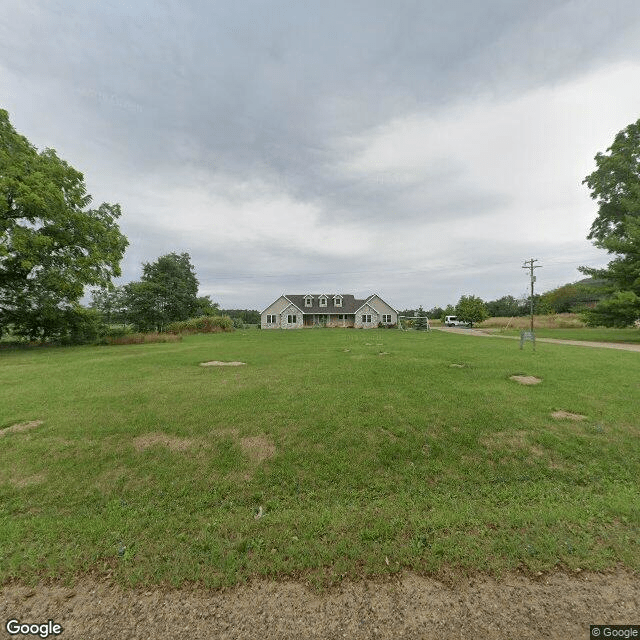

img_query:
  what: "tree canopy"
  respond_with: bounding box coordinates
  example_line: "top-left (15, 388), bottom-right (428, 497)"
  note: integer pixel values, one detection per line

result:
top-left (124, 252), bottom-right (202, 331)
top-left (580, 118), bottom-right (640, 326)
top-left (0, 109), bottom-right (128, 340)
top-left (455, 295), bottom-right (488, 327)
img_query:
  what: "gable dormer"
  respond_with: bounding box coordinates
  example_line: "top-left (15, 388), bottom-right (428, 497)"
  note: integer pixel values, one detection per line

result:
top-left (333, 294), bottom-right (343, 308)
top-left (318, 294), bottom-right (328, 307)
top-left (304, 294), bottom-right (314, 308)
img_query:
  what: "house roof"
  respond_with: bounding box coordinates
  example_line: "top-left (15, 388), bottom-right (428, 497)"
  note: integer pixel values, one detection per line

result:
top-left (285, 294), bottom-right (367, 314)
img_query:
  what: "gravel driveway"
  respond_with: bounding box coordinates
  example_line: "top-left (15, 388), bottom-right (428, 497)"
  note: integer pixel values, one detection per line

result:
top-left (2, 570), bottom-right (638, 639)
top-left (435, 326), bottom-right (640, 352)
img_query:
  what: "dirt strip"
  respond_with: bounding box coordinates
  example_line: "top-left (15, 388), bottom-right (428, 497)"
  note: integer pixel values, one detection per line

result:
top-left (435, 327), bottom-right (640, 352)
top-left (1, 571), bottom-right (638, 639)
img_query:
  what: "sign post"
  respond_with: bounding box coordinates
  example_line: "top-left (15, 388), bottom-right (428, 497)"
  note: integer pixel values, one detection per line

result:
top-left (520, 330), bottom-right (536, 350)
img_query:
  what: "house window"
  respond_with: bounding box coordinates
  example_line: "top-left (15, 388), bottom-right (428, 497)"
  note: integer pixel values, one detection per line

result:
top-left (266, 315), bottom-right (276, 324)
top-left (338, 314), bottom-right (345, 320)
top-left (361, 314), bottom-right (372, 323)
top-left (319, 297), bottom-right (327, 307)
top-left (305, 297), bottom-right (313, 307)
top-left (287, 314), bottom-right (297, 324)
top-left (382, 314), bottom-right (392, 323)
top-left (334, 297), bottom-right (342, 307)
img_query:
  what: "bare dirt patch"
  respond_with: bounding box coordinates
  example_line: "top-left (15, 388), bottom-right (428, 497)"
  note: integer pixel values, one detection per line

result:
top-left (551, 411), bottom-right (587, 421)
top-left (450, 363), bottom-right (465, 368)
top-left (240, 435), bottom-right (276, 463)
top-left (132, 432), bottom-right (197, 452)
top-left (200, 361), bottom-right (246, 366)
top-left (1, 570), bottom-right (637, 639)
top-left (0, 420), bottom-right (43, 437)
top-left (481, 430), bottom-right (531, 451)
top-left (10, 472), bottom-right (47, 488)
top-left (510, 375), bottom-right (542, 385)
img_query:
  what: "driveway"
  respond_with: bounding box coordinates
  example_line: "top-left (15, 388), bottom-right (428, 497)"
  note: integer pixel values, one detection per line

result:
top-left (434, 326), bottom-right (640, 352)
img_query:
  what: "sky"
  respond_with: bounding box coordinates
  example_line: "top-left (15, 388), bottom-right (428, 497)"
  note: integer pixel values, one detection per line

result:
top-left (2, 0), bottom-right (640, 311)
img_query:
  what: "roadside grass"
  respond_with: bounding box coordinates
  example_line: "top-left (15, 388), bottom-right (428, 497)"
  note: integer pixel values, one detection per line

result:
top-left (493, 327), bottom-right (640, 344)
top-left (0, 329), bottom-right (638, 589)
top-left (478, 314), bottom-right (640, 343)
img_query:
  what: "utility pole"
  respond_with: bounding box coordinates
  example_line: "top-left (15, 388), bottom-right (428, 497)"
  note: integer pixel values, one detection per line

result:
top-left (522, 258), bottom-right (542, 333)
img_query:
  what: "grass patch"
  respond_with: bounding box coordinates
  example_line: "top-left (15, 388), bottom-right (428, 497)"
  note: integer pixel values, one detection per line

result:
top-left (0, 329), bottom-right (638, 587)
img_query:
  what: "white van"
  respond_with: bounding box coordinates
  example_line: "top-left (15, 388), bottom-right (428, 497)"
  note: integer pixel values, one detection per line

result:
top-left (444, 315), bottom-right (467, 327)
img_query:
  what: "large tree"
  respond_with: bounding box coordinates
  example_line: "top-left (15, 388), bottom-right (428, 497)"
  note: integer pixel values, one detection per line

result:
top-left (580, 118), bottom-right (640, 326)
top-left (455, 295), bottom-right (488, 327)
top-left (124, 252), bottom-right (201, 331)
top-left (0, 109), bottom-right (128, 339)
top-left (485, 295), bottom-right (523, 317)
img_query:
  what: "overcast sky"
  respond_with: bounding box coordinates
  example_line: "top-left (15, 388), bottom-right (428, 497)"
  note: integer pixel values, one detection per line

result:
top-left (2, 0), bottom-right (640, 310)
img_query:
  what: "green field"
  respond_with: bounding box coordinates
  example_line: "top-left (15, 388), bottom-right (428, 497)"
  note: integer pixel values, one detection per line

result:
top-left (1, 329), bottom-right (638, 588)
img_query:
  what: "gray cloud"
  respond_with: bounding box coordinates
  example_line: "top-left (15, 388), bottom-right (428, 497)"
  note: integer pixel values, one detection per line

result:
top-left (1, 0), bottom-right (638, 308)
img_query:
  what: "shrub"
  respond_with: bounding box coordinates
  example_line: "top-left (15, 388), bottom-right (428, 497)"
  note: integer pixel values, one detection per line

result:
top-left (165, 315), bottom-right (234, 334)
top-left (101, 325), bottom-right (134, 338)
top-left (103, 332), bottom-right (182, 345)
top-left (60, 307), bottom-right (105, 345)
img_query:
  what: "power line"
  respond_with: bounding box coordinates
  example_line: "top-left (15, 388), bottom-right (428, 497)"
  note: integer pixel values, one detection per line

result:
top-left (198, 253), bottom-right (597, 282)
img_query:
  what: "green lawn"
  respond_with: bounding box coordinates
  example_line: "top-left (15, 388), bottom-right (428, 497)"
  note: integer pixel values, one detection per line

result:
top-left (1, 329), bottom-right (638, 588)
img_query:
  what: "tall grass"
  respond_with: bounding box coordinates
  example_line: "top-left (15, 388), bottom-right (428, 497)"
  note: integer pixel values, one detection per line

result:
top-left (479, 313), bottom-right (586, 330)
top-left (103, 332), bottom-right (182, 345)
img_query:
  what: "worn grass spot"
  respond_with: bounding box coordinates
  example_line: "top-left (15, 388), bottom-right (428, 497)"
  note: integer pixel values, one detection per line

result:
top-left (240, 435), bottom-right (276, 463)
top-left (510, 375), bottom-right (542, 385)
top-left (133, 433), bottom-right (197, 452)
top-left (551, 410), bottom-right (587, 421)
top-left (12, 473), bottom-right (47, 488)
top-left (481, 430), bottom-right (531, 451)
top-left (200, 361), bottom-right (246, 367)
top-left (0, 420), bottom-right (43, 437)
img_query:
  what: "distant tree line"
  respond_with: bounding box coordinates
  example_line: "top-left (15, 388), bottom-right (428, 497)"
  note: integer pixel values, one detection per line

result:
top-left (220, 309), bottom-right (260, 325)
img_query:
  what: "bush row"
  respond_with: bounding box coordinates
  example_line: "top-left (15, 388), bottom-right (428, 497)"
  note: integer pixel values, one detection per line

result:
top-left (102, 332), bottom-right (183, 345)
top-left (165, 315), bottom-right (234, 334)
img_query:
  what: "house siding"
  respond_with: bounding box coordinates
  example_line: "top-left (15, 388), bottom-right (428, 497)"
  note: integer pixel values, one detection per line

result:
top-left (354, 303), bottom-right (378, 328)
top-left (261, 296), bottom-right (290, 329)
top-left (280, 303), bottom-right (304, 330)
top-left (367, 295), bottom-right (398, 325)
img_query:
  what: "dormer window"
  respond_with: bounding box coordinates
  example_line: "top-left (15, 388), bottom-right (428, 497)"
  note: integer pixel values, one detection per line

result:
top-left (319, 296), bottom-right (327, 307)
top-left (334, 295), bottom-right (343, 307)
top-left (304, 296), bottom-right (313, 307)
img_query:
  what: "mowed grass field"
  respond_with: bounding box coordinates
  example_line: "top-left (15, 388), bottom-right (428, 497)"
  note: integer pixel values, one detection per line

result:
top-left (1, 328), bottom-right (638, 588)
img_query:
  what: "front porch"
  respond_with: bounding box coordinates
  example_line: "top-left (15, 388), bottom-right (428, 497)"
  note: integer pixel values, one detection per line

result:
top-left (303, 314), bottom-right (355, 327)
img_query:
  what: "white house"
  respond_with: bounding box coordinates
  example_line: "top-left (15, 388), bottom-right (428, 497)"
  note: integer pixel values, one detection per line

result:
top-left (260, 294), bottom-right (398, 329)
